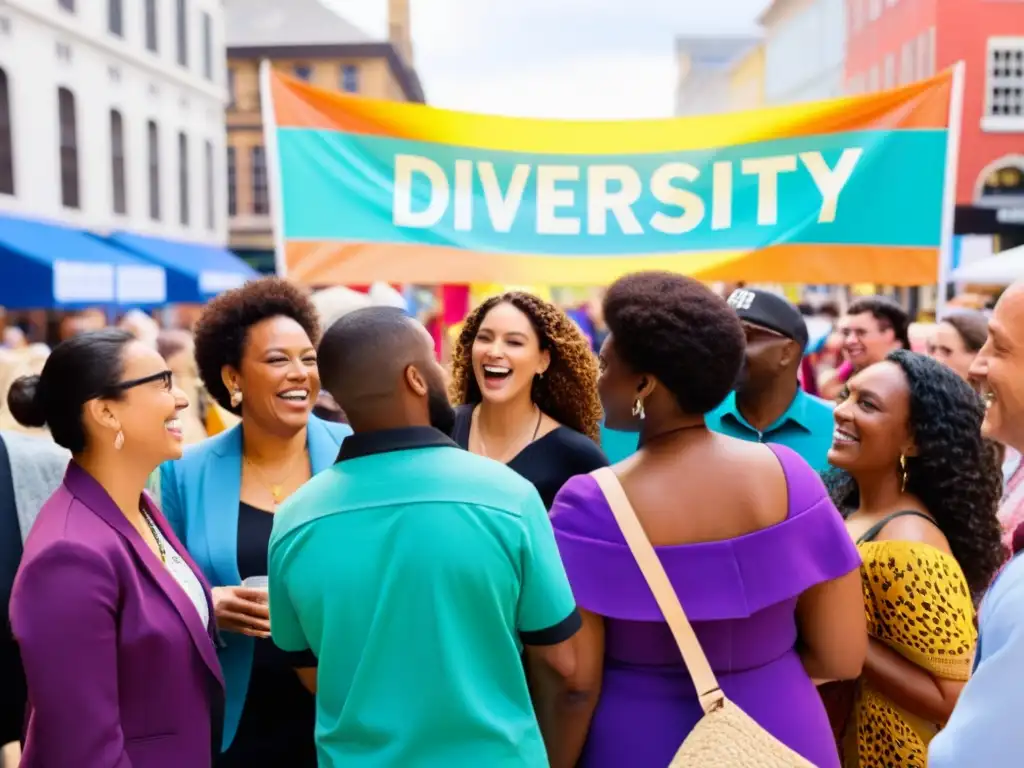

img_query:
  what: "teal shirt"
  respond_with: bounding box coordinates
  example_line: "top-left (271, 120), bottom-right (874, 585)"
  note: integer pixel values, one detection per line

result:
top-left (599, 422), bottom-right (639, 463)
top-left (268, 427), bottom-right (580, 767)
top-left (705, 389), bottom-right (836, 473)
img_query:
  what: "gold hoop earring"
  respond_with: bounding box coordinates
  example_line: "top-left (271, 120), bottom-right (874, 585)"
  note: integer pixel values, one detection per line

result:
top-left (114, 430), bottom-right (125, 451)
top-left (899, 454), bottom-right (908, 492)
top-left (632, 398), bottom-right (645, 420)
top-left (230, 389), bottom-right (243, 408)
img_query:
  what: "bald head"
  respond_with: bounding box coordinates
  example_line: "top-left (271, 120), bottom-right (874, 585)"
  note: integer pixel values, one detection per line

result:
top-left (318, 307), bottom-right (451, 432)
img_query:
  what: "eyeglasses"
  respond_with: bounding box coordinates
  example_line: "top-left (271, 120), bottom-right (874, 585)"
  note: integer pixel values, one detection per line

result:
top-left (112, 370), bottom-right (173, 393)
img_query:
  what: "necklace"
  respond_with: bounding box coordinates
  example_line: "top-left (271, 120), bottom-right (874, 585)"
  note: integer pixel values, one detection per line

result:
top-left (141, 507), bottom-right (167, 565)
top-left (476, 406), bottom-right (543, 462)
top-left (244, 449), bottom-right (308, 507)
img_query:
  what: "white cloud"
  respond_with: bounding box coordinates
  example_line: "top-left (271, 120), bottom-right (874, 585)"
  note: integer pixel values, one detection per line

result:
top-left (323, 0), bottom-right (770, 118)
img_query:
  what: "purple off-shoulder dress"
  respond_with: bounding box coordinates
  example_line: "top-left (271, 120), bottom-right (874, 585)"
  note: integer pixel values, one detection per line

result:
top-left (550, 444), bottom-right (861, 768)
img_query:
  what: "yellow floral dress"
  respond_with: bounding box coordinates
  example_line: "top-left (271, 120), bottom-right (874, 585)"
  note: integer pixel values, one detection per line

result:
top-left (841, 540), bottom-right (976, 768)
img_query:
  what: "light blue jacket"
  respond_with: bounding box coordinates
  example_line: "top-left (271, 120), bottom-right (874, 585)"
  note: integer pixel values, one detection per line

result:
top-left (158, 416), bottom-right (351, 750)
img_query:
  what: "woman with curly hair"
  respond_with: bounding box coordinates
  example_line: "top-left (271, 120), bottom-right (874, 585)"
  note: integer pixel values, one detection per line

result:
top-left (822, 349), bottom-right (1005, 767)
top-left (449, 291), bottom-right (608, 508)
top-left (158, 277), bottom-right (351, 767)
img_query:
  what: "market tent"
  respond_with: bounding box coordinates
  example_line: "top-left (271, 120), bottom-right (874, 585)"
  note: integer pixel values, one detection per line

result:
top-left (0, 214), bottom-right (166, 309)
top-left (103, 232), bottom-right (257, 303)
top-left (951, 244), bottom-right (1024, 286)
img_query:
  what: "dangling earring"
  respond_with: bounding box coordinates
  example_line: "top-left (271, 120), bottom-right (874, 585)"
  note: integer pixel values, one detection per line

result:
top-left (899, 454), bottom-right (908, 492)
top-left (632, 398), bottom-right (646, 420)
top-left (114, 430), bottom-right (125, 451)
top-left (230, 389), bottom-right (243, 408)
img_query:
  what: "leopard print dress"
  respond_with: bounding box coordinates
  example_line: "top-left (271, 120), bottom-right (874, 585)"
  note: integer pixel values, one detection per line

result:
top-left (840, 540), bottom-right (976, 768)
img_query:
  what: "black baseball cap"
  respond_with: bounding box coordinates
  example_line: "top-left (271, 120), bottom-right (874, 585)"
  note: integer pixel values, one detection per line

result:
top-left (727, 288), bottom-right (810, 351)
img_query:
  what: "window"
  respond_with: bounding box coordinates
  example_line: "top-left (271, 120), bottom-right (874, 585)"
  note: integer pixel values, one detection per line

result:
top-left (145, 0), bottom-right (158, 52)
top-left (0, 69), bottom-right (12, 195)
top-left (985, 37), bottom-right (1024, 129)
top-left (916, 29), bottom-right (930, 79)
top-left (341, 64), bottom-right (358, 92)
top-left (227, 147), bottom-right (237, 216)
top-left (900, 39), bottom-right (914, 84)
top-left (110, 110), bottom-right (127, 214)
top-left (176, 0), bottom-right (188, 67)
top-left (927, 26), bottom-right (936, 77)
top-left (850, 0), bottom-right (863, 34)
top-left (57, 87), bottom-right (79, 209)
top-left (58, 0), bottom-right (74, 11)
top-left (868, 0), bottom-right (882, 22)
top-left (108, 0), bottom-right (123, 36)
top-left (202, 12), bottom-right (213, 80)
top-left (251, 145), bottom-right (268, 215)
top-left (178, 132), bottom-right (189, 226)
top-left (204, 140), bottom-right (215, 230)
top-left (147, 120), bottom-right (160, 220)
top-left (884, 53), bottom-right (895, 89)
top-left (294, 64), bottom-right (312, 81)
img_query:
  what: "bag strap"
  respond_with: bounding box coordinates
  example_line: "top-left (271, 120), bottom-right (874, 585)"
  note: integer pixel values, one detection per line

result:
top-left (591, 467), bottom-right (725, 713)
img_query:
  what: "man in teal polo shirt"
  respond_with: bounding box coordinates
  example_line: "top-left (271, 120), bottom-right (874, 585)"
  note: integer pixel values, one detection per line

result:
top-left (268, 307), bottom-right (580, 767)
top-left (706, 289), bottom-right (835, 472)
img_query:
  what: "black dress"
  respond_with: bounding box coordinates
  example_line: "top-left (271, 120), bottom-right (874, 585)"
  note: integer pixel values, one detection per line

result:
top-left (215, 503), bottom-right (318, 768)
top-left (452, 405), bottom-right (609, 508)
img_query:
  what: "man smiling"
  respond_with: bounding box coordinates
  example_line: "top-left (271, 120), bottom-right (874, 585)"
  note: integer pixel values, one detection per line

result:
top-left (929, 282), bottom-right (1024, 767)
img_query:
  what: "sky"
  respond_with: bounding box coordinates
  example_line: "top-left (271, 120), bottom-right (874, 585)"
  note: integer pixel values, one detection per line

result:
top-left (322, 0), bottom-right (769, 119)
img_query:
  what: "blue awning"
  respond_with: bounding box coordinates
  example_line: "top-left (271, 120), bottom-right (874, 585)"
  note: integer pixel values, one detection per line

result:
top-left (103, 232), bottom-right (258, 303)
top-left (0, 214), bottom-right (167, 309)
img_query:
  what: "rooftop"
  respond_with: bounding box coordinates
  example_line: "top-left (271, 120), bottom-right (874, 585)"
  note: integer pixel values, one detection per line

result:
top-left (225, 0), bottom-right (374, 48)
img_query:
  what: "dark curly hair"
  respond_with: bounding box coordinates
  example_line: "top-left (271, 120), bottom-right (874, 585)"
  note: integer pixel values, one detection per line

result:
top-left (193, 277), bottom-right (320, 414)
top-left (823, 350), bottom-right (1005, 598)
top-left (603, 272), bottom-right (745, 415)
top-left (449, 292), bottom-right (602, 443)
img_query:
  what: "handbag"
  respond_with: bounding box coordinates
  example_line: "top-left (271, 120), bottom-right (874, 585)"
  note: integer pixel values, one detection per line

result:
top-left (590, 468), bottom-right (815, 767)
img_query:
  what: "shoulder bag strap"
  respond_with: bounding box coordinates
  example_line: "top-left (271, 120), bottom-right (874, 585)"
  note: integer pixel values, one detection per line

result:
top-left (591, 467), bottom-right (725, 713)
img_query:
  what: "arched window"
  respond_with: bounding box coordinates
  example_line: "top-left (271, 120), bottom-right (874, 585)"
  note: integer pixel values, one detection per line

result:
top-left (0, 68), bottom-right (13, 195)
top-left (108, 0), bottom-right (123, 36)
top-left (145, 0), bottom-right (158, 52)
top-left (148, 120), bottom-right (160, 220)
top-left (57, 87), bottom-right (79, 209)
top-left (110, 109), bottom-right (127, 214)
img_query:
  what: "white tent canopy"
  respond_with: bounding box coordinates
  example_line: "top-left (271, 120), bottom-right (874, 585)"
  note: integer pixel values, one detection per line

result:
top-left (952, 243), bottom-right (1024, 285)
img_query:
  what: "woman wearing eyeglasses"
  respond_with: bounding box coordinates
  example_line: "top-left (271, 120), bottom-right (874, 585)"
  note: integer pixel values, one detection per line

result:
top-left (7, 329), bottom-right (223, 768)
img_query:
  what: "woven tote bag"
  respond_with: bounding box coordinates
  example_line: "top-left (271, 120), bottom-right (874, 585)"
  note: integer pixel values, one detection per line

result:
top-left (591, 468), bottom-right (815, 768)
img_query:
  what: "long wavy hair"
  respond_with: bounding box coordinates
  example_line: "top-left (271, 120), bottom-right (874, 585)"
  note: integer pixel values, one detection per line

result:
top-left (449, 292), bottom-right (602, 443)
top-left (823, 350), bottom-right (1005, 599)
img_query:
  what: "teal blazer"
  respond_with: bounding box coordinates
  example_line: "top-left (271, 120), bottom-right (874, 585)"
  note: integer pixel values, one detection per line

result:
top-left (159, 415), bottom-right (351, 750)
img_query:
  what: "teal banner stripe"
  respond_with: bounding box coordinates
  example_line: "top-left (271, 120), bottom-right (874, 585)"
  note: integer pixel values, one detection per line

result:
top-left (276, 128), bottom-right (948, 255)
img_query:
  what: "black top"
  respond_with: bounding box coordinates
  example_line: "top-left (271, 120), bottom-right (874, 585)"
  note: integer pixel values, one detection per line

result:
top-left (237, 503), bottom-right (316, 668)
top-left (453, 405), bottom-right (609, 509)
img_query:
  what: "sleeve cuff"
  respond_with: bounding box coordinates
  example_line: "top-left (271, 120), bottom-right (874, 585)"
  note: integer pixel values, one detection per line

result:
top-left (519, 608), bottom-right (582, 646)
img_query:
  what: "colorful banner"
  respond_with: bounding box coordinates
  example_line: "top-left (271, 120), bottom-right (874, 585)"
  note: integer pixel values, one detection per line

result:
top-left (263, 65), bottom-right (957, 286)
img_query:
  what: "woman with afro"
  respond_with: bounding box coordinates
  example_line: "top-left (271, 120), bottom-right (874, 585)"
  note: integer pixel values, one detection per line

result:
top-left (822, 349), bottom-right (1005, 767)
top-left (448, 291), bottom-right (607, 508)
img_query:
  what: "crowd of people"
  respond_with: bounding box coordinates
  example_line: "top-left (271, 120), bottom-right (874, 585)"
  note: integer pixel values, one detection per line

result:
top-left (0, 272), bottom-right (1022, 767)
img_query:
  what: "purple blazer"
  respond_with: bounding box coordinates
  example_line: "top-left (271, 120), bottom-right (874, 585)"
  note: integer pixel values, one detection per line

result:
top-left (10, 463), bottom-right (225, 768)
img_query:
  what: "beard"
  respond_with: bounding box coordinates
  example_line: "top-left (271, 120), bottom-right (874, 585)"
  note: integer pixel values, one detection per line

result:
top-left (427, 381), bottom-right (456, 437)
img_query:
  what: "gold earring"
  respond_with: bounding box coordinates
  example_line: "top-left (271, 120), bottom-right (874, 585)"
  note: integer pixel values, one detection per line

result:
top-left (114, 430), bottom-right (124, 451)
top-left (230, 389), bottom-right (242, 408)
top-left (899, 454), bottom-right (908, 492)
top-left (632, 398), bottom-right (645, 420)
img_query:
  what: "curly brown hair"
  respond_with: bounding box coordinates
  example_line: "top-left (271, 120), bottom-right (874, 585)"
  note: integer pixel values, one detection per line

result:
top-left (449, 292), bottom-right (603, 443)
top-left (193, 277), bottom-right (320, 414)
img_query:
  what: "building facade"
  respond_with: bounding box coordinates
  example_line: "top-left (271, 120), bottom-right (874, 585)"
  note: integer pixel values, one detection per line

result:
top-left (728, 44), bottom-right (767, 112)
top-left (0, 0), bottom-right (228, 245)
top-left (675, 34), bottom-right (763, 116)
top-left (845, 0), bottom-right (1024, 248)
top-left (226, 0), bottom-right (423, 272)
top-left (761, 0), bottom-right (847, 105)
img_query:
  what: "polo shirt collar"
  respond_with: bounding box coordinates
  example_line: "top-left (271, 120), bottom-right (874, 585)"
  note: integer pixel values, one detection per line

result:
top-left (721, 388), bottom-right (814, 434)
top-left (336, 426), bottom-right (458, 463)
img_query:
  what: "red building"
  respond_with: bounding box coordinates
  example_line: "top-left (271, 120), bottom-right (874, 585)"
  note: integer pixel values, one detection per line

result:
top-left (845, 0), bottom-right (1024, 248)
